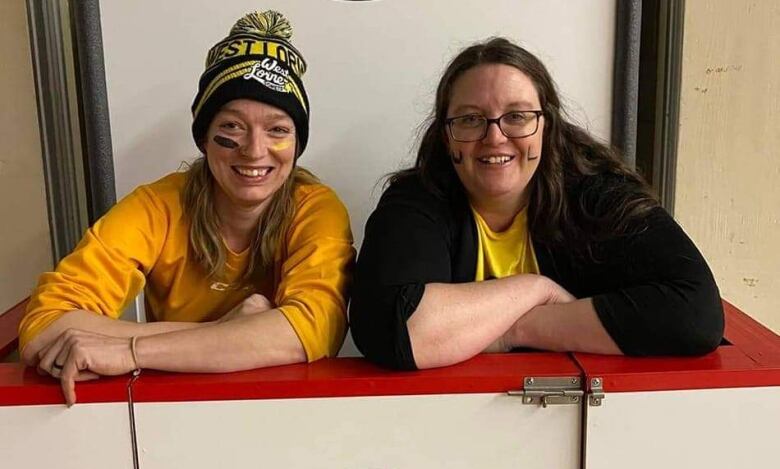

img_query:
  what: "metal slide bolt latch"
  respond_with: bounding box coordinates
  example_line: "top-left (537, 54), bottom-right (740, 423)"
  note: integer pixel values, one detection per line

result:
top-left (507, 376), bottom-right (584, 407)
top-left (589, 377), bottom-right (605, 406)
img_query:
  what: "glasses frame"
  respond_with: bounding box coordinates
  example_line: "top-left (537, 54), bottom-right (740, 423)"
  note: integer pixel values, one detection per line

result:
top-left (445, 110), bottom-right (544, 142)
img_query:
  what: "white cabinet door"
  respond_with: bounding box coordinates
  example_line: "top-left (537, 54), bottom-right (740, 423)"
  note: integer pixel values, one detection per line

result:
top-left (0, 402), bottom-right (134, 468)
top-left (135, 393), bottom-right (581, 469)
top-left (584, 386), bottom-right (780, 469)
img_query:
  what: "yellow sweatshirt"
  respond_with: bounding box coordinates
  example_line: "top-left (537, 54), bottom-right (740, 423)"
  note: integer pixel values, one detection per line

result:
top-left (20, 172), bottom-right (355, 361)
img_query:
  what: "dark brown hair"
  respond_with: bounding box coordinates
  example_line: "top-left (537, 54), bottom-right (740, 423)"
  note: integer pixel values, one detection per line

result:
top-left (391, 37), bottom-right (658, 251)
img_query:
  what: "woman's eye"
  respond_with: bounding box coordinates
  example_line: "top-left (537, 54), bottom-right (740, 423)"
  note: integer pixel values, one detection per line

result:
top-left (458, 115), bottom-right (483, 127)
top-left (505, 112), bottom-right (528, 123)
top-left (219, 121), bottom-right (242, 131)
top-left (269, 126), bottom-right (292, 136)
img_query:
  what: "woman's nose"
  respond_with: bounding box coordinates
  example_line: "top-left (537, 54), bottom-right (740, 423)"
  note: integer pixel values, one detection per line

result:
top-left (240, 130), bottom-right (269, 159)
top-left (482, 120), bottom-right (508, 145)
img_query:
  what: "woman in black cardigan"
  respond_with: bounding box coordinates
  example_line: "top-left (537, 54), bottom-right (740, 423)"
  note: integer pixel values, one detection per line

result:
top-left (350, 38), bottom-right (723, 370)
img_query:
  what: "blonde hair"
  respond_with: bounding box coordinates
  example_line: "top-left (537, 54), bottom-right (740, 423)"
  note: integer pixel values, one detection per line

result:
top-left (181, 156), bottom-right (319, 285)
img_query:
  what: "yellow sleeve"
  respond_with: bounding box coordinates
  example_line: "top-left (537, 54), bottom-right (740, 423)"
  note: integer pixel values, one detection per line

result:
top-left (275, 185), bottom-right (355, 361)
top-left (19, 185), bottom-right (168, 351)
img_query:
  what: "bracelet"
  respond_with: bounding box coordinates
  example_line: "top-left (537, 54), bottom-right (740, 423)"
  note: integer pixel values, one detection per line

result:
top-left (130, 336), bottom-right (141, 371)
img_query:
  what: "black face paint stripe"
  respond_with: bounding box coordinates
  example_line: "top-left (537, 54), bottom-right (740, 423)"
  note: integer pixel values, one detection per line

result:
top-left (525, 144), bottom-right (539, 160)
top-left (451, 150), bottom-right (464, 164)
top-left (213, 135), bottom-right (239, 149)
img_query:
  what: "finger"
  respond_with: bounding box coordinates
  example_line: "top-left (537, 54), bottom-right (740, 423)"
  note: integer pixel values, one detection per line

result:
top-left (34, 340), bottom-right (56, 367)
top-left (74, 370), bottom-right (100, 381)
top-left (38, 332), bottom-right (69, 375)
top-left (51, 343), bottom-right (73, 377)
top-left (59, 350), bottom-right (82, 407)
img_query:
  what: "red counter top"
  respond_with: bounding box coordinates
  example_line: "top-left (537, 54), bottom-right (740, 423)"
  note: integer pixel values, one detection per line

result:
top-left (2, 301), bottom-right (778, 406)
top-left (0, 364), bottom-right (129, 406)
top-left (574, 301), bottom-right (780, 393)
top-left (0, 353), bottom-right (578, 406)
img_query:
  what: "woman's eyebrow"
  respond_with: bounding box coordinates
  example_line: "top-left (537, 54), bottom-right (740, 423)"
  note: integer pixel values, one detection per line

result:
top-left (450, 101), bottom-right (538, 116)
top-left (215, 108), bottom-right (244, 119)
top-left (505, 100), bottom-right (538, 109)
top-left (450, 104), bottom-right (483, 115)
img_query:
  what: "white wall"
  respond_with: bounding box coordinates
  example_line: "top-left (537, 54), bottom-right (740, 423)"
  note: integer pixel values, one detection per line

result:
top-left (675, 0), bottom-right (780, 333)
top-left (99, 0), bottom-right (616, 249)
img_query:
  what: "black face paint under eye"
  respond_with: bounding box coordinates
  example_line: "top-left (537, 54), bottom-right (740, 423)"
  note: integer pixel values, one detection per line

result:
top-left (213, 135), bottom-right (239, 149)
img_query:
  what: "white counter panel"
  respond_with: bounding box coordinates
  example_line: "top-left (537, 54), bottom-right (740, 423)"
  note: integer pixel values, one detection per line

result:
top-left (136, 393), bottom-right (581, 468)
top-left (585, 386), bottom-right (780, 469)
top-left (0, 402), bottom-right (133, 468)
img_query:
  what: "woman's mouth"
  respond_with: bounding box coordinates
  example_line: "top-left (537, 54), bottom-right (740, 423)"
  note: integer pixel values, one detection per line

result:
top-left (477, 155), bottom-right (515, 165)
top-left (232, 166), bottom-right (273, 178)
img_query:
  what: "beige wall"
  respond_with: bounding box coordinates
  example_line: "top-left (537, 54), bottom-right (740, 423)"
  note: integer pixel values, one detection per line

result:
top-left (0, 0), bottom-right (52, 312)
top-left (676, 0), bottom-right (780, 332)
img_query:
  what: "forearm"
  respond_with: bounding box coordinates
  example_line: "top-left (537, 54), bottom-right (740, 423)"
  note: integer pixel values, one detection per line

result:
top-left (135, 308), bottom-right (306, 373)
top-left (22, 310), bottom-right (203, 365)
top-left (504, 298), bottom-right (622, 354)
top-left (408, 274), bottom-right (550, 369)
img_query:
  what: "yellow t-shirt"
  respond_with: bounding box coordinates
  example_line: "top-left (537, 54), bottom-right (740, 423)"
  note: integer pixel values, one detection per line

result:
top-left (19, 172), bottom-right (355, 361)
top-left (471, 206), bottom-right (539, 281)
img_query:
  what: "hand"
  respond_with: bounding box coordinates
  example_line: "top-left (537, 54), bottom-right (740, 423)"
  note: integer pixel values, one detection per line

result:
top-left (218, 293), bottom-right (274, 323)
top-left (487, 276), bottom-right (575, 353)
top-left (37, 328), bottom-right (137, 406)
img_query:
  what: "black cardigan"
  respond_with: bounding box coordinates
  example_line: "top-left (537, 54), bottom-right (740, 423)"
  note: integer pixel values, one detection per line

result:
top-left (350, 173), bottom-right (724, 370)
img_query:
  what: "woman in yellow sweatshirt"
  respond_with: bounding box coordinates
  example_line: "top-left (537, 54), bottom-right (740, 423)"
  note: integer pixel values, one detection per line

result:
top-left (19, 11), bottom-right (354, 405)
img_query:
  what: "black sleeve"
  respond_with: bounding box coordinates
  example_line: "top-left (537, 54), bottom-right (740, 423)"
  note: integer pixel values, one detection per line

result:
top-left (349, 182), bottom-right (454, 370)
top-left (591, 206), bottom-right (724, 356)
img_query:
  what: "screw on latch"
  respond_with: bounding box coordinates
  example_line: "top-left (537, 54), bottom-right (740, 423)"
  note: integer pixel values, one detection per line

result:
top-left (591, 378), bottom-right (601, 387)
top-left (571, 396), bottom-right (579, 403)
top-left (571, 378), bottom-right (579, 385)
top-left (526, 377), bottom-right (534, 386)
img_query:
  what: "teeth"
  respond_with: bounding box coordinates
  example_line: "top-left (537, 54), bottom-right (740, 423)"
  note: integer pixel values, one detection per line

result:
top-left (480, 155), bottom-right (512, 164)
top-left (235, 167), bottom-right (271, 177)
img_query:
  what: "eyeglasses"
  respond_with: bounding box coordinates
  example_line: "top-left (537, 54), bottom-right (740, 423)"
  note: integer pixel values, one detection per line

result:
top-left (445, 110), bottom-right (543, 142)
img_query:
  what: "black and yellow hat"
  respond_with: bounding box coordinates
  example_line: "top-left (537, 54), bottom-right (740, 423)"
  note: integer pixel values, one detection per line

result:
top-left (191, 10), bottom-right (310, 154)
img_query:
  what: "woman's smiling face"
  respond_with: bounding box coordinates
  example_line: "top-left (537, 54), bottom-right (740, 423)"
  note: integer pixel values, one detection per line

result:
top-left (204, 99), bottom-right (297, 211)
top-left (446, 63), bottom-right (544, 209)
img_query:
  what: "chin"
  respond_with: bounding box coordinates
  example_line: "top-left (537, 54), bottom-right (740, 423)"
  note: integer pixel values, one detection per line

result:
top-left (478, 182), bottom-right (526, 200)
top-left (232, 190), bottom-right (276, 208)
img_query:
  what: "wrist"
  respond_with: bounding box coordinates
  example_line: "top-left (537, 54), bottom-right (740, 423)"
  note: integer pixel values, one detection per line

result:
top-left (130, 336), bottom-right (141, 370)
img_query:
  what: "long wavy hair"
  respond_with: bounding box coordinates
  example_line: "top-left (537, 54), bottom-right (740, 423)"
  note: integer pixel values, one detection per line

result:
top-left (391, 37), bottom-right (658, 251)
top-left (181, 146), bottom-right (318, 285)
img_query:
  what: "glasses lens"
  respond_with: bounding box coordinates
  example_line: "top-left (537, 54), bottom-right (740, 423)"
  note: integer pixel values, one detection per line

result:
top-left (500, 112), bottom-right (539, 138)
top-left (450, 115), bottom-right (486, 141)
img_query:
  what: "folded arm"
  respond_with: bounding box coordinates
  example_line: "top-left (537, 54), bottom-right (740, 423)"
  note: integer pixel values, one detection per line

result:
top-left (502, 207), bottom-right (723, 356)
top-left (498, 298), bottom-right (621, 354)
top-left (409, 275), bottom-right (575, 368)
top-left (37, 296), bottom-right (306, 406)
top-left (21, 309), bottom-right (204, 366)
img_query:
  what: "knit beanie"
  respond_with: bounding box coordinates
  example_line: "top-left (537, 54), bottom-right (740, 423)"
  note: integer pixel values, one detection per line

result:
top-left (191, 10), bottom-right (310, 155)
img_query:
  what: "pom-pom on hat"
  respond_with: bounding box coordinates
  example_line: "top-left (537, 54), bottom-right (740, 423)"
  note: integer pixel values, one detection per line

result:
top-left (191, 10), bottom-right (310, 155)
